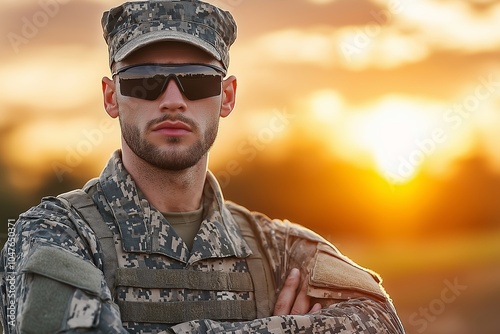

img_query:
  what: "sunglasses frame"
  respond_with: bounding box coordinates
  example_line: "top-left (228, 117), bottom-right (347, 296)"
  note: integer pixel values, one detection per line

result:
top-left (112, 63), bottom-right (227, 101)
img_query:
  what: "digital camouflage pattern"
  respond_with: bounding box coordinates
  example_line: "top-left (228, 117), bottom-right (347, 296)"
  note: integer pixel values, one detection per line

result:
top-left (102, 0), bottom-right (237, 69)
top-left (0, 151), bottom-right (405, 333)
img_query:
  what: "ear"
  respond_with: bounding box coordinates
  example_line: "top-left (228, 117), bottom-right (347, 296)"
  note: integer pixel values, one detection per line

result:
top-left (220, 75), bottom-right (237, 118)
top-left (102, 76), bottom-right (119, 118)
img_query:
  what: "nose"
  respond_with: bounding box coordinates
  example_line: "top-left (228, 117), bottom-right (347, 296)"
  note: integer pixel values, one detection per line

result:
top-left (158, 77), bottom-right (187, 111)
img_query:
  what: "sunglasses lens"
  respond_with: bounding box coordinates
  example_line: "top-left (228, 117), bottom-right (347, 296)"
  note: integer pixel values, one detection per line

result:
top-left (117, 65), bottom-right (222, 101)
top-left (178, 74), bottom-right (222, 100)
top-left (120, 75), bottom-right (165, 100)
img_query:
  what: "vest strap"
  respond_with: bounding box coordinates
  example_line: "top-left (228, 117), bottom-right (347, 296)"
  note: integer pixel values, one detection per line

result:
top-left (117, 300), bottom-right (257, 323)
top-left (115, 268), bottom-right (254, 291)
top-left (57, 183), bottom-right (119, 297)
top-left (227, 203), bottom-right (276, 318)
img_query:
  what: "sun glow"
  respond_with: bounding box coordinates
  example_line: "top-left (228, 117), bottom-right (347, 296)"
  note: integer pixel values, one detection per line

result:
top-left (311, 90), bottom-right (344, 123)
top-left (303, 92), bottom-right (453, 184)
top-left (357, 97), bottom-right (440, 184)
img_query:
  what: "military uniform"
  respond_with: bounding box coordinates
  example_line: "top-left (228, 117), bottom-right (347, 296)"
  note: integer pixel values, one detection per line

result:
top-left (0, 151), bottom-right (404, 333)
top-left (1, 1), bottom-right (405, 332)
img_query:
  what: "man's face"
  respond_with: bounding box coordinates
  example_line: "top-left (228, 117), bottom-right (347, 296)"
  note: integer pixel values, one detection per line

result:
top-left (110, 42), bottom-right (231, 171)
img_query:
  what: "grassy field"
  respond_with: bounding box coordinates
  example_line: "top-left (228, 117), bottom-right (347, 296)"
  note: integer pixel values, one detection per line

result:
top-left (340, 230), bottom-right (500, 334)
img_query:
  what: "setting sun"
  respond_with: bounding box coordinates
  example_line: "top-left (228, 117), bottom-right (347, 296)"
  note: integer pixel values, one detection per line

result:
top-left (356, 97), bottom-right (439, 183)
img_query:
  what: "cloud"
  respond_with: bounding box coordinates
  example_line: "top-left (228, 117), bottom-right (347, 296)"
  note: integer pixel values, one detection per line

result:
top-left (0, 0), bottom-right (109, 59)
top-left (235, 26), bottom-right (429, 71)
top-left (0, 46), bottom-right (107, 112)
top-left (337, 27), bottom-right (430, 70)
top-left (306, 0), bottom-right (339, 4)
top-left (250, 29), bottom-right (338, 66)
top-left (394, 0), bottom-right (500, 51)
top-left (236, 0), bottom-right (500, 71)
top-left (366, 0), bottom-right (500, 51)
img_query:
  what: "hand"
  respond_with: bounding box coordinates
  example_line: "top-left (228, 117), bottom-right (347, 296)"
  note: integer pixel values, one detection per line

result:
top-left (273, 268), bottom-right (322, 316)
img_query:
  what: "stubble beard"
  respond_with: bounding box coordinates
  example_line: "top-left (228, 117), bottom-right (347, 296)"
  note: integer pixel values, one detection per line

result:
top-left (120, 113), bottom-right (219, 171)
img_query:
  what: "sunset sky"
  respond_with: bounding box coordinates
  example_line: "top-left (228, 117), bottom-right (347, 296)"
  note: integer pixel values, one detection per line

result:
top-left (1, 1), bottom-right (500, 333)
top-left (2, 0), bottom-right (500, 189)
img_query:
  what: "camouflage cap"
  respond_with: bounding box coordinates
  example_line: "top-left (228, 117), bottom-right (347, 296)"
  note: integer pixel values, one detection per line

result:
top-left (101, 0), bottom-right (237, 70)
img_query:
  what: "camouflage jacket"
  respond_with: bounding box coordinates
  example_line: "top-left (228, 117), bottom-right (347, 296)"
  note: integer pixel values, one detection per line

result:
top-left (0, 151), bottom-right (405, 333)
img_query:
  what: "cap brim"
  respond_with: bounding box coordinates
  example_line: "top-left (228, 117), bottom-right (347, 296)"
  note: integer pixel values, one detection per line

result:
top-left (114, 30), bottom-right (222, 65)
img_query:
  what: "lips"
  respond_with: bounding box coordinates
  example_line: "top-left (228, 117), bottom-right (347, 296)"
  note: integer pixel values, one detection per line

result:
top-left (151, 120), bottom-right (192, 136)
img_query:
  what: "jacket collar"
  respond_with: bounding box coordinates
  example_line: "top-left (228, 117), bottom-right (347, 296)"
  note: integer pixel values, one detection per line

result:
top-left (98, 150), bottom-right (252, 264)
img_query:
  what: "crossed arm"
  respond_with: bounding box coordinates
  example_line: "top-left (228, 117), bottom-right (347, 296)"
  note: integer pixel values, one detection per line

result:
top-left (170, 265), bottom-right (405, 333)
top-left (169, 217), bottom-right (407, 333)
top-left (273, 268), bottom-right (322, 316)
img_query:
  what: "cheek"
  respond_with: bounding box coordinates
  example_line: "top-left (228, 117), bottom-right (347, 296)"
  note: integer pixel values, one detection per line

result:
top-left (116, 100), bottom-right (147, 130)
top-left (117, 96), bottom-right (149, 116)
top-left (117, 96), bottom-right (140, 114)
top-left (200, 103), bottom-right (222, 127)
top-left (204, 98), bottom-right (223, 116)
top-left (191, 97), bottom-right (220, 116)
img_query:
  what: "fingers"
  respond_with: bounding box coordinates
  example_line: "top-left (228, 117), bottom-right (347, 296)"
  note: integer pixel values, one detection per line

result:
top-left (273, 268), bottom-right (301, 316)
top-left (290, 273), bottom-right (313, 315)
top-left (309, 302), bottom-right (322, 313)
top-left (273, 268), bottom-right (323, 316)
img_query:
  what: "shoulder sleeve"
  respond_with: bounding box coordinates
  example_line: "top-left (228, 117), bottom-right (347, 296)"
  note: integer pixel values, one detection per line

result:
top-left (0, 197), bottom-right (128, 333)
top-left (308, 243), bottom-right (387, 302)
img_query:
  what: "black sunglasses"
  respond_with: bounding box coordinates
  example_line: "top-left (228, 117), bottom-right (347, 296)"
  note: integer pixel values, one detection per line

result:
top-left (113, 63), bottom-right (226, 101)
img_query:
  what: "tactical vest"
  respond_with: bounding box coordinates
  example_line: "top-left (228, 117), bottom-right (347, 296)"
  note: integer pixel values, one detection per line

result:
top-left (58, 186), bottom-right (276, 324)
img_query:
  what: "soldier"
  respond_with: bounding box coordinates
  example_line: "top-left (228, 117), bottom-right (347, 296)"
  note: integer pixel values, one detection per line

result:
top-left (0, 1), bottom-right (405, 333)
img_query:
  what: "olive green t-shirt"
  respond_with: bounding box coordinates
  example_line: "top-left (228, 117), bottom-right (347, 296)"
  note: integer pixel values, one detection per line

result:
top-left (162, 205), bottom-right (203, 251)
